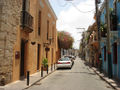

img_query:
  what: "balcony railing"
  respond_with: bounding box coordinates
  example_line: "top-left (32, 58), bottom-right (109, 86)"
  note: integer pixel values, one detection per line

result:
top-left (20, 10), bottom-right (33, 33)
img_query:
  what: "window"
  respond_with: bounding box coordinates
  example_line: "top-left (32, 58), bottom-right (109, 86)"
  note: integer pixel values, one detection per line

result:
top-left (113, 0), bottom-right (117, 14)
top-left (52, 26), bottom-right (54, 42)
top-left (113, 43), bottom-right (117, 64)
top-left (104, 46), bottom-right (106, 61)
top-left (47, 20), bottom-right (49, 40)
top-left (38, 11), bottom-right (41, 35)
top-left (37, 44), bottom-right (41, 70)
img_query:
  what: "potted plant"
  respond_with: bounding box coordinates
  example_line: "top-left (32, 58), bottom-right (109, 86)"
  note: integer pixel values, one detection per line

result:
top-left (100, 23), bottom-right (107, 37)
top-left (42, 58), bottom-right (48, 71)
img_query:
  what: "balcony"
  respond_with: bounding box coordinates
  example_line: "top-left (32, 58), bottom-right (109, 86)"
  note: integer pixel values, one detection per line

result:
top-left (20, 10), bottom-right (33, 33)
top-left (90, 39), bottom-right (99, 49)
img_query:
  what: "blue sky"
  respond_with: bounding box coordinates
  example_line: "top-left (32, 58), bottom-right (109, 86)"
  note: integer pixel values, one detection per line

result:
top-left (49, 0), bottom-right (96, 49)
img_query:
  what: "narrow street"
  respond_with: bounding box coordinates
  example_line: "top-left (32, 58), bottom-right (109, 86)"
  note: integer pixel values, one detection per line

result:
top-left (27, 57), bottom-right (114, 90)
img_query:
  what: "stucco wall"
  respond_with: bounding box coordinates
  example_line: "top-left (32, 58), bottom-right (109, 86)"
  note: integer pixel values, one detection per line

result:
top-left (0, 0), bottom-right (22, 84)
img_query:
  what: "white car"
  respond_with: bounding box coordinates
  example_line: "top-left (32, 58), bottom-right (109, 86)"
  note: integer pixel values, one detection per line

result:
top-left (57, 57), bottom-right (72, 69)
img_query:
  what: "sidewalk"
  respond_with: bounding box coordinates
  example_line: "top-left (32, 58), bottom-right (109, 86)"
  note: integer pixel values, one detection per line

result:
top-left (92, 67), bottom-right (120, 90)
top-left (0, 67), bottom-right (56, 90)
top-left (82, 60), bottom-right (120, 90)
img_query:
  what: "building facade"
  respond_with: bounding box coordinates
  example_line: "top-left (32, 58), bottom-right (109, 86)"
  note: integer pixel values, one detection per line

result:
top-left (0, 0), bottom-right (58, 85)
top-left (100, 0), bottom-right (120, 80)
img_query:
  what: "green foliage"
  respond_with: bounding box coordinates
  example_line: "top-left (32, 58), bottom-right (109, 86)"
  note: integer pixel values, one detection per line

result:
top-left (42, 58), bottom-right (48, 68)
top-left (58, 31), bottom-right (74, 49)
top-left (100, 23), bottom-right (107, 37)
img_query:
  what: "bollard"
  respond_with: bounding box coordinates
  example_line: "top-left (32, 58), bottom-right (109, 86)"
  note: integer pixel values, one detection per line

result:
top-left (51, 64), bottom-right (53, 71)
top-left (27, 71), bottom-right (30, 86)
top-left (41, 66), bottom-right (43, 77)
top-left (47, 65), bottom-right (48, 74)
top-left (54, 63), bottom-right (55, 70)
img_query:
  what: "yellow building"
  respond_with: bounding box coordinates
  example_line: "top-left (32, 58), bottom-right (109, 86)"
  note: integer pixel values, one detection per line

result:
top-left (0, 0), bottom-right (58, 85)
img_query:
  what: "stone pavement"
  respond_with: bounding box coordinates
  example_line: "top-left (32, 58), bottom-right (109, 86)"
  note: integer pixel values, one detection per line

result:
top-left (0, 67), bottom-right (56, 90)
top-left (91, 67), bottom-right (120, 90)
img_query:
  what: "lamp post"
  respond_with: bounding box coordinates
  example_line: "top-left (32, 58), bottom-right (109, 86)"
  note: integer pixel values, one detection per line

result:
top-left (76, 28), bottom-right (86, 60)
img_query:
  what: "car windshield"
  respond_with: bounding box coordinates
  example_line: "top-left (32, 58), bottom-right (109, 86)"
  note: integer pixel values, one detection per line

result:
top-left (59, 57), bottom-right (70, 61)
top-left (64, 56), bottom-right (72, 58)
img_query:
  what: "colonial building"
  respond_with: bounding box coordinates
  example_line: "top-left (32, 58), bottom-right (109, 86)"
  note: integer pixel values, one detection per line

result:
top-left (99, 0), bottom-right (120, 80)
top-left (0, 0), bottom-right (58, 85)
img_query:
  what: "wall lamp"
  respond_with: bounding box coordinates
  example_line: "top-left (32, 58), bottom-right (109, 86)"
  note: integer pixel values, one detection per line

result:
top-left (23, 39), bottom-right (36, 45)
top-left (31, 41), bottom-right (36, 45)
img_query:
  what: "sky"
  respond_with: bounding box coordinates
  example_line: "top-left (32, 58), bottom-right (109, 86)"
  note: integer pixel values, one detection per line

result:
top-left (49, 0), bottom-right (96, 49)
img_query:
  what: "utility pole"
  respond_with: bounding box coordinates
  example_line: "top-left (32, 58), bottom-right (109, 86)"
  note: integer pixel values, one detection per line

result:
top-left (105, 0), bottom-right (112, 78)
top-left (95, 0), bottom-right (101, 68)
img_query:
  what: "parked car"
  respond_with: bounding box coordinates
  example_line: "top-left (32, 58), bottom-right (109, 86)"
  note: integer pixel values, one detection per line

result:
top-left (63, 55), bottom-right (74, 65)
top-left (71, 55), bottom-right (76, 60)
top-left (57, 57), bottom-right (72, 69)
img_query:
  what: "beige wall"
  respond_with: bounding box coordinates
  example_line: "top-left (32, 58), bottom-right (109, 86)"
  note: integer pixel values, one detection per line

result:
top-left (13, 0), bottom-right (58, 82)
top-left (0, 0), bottom-right (58, 85)
top-left (0, 0), bottom-right (22, 84)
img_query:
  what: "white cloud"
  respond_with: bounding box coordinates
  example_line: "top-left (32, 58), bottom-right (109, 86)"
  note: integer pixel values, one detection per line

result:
top-left (57, 0), bottom-right (95, 49)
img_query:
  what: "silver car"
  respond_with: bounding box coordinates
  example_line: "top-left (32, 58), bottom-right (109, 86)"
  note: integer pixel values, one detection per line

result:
top-left (57, 57), bottom-right (72, 69)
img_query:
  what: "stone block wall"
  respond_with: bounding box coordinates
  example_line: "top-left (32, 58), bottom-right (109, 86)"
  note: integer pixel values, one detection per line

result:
top-left (0, 0), bottom-right (22, 85)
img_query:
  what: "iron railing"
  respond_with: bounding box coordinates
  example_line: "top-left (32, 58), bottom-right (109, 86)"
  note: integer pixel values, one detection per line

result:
top-left (20, 10), bottom-right (33, 33)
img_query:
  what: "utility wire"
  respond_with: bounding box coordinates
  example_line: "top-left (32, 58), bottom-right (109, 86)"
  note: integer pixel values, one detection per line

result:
top-left (70, 2), bottom-right (95, 13)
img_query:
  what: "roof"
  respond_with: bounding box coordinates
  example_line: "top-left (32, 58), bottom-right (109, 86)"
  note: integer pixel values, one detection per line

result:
top-left (45, 0), bottom-right (57, 20)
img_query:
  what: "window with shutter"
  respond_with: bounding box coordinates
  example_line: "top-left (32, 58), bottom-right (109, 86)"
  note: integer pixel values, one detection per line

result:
top-left (113, 43), bottom-right (117, 64)
top-left (47, 20), bottom-right (49, 40)
top-left (104, 46), bottom-right (106, 61)
top-left (38, 11), bottom-right (41, 35)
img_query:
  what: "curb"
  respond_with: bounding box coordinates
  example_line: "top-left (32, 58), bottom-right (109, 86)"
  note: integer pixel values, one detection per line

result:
top-left (91, 68), bottom-right (118, 90)
top-left (23, 70), bottom-right (56, 90)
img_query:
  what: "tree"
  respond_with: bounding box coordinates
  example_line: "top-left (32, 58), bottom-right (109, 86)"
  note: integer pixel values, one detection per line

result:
top-left (58, 31), bottom-right (74, 49)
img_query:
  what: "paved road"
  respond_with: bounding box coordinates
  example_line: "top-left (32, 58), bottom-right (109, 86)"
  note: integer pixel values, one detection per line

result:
top-left (27, 57), bottom-right (114, 90)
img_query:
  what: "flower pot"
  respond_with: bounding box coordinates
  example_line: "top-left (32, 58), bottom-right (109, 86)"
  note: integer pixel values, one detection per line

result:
top-left (43, 67), bottom-right (47, 71)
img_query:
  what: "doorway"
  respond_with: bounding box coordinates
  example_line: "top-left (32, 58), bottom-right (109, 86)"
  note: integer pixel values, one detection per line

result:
top-left (113, 42), bottom-right (117, 64)
top-left (51, 48), bottom-right (54, 65)
top-left (20, 40), bottom-right (25, 79)
top-left (37, 44), bottom-right (41, 70)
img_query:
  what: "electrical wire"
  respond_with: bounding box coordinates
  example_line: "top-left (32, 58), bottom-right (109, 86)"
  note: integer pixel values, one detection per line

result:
top-left (70, 2), bottom-right (95, 13)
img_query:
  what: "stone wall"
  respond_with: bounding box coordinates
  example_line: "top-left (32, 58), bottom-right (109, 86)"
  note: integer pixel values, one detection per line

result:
top-left (0, 0), bottom-right (22, 85)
